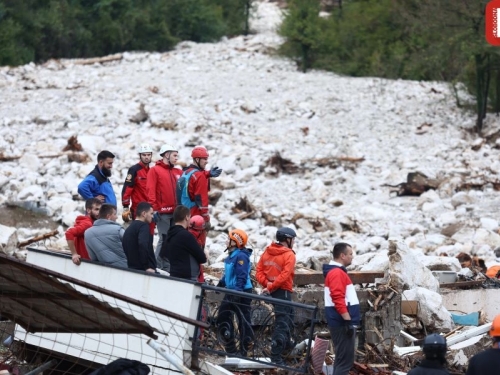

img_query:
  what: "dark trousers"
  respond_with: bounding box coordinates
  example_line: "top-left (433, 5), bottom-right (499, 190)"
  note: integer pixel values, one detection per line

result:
top-left (270, 289), bottom-right (294, 359)
top-left (329, 326), bottom-right (356, 375)
top-left (216, 289), bottom-right (254, 356)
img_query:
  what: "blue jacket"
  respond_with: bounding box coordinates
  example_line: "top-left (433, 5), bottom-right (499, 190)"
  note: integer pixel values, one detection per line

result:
top-left (78, 165), bottom-right (116, 205)
top-left (220, 248), bottom-right (253, 291)
top-left (323, 262), bottom-right (361, 327)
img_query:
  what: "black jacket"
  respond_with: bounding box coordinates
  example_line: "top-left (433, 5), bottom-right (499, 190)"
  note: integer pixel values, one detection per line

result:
top-left (90, 358), bottom-right (150, 375)
top-left (466, 348), bottom-right (500, 375)
top-left (161, 224), bottom-right (207, 280)
top-left (407, 359), bottom-right (450, 375)
top-left (123, 220), bottom-right (156, 271)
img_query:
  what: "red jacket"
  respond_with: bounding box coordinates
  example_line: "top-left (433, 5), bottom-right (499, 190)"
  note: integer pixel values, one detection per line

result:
top-left (121, 162), bottom-right (150, 214)
top-left (256, 242), bottom-right (296, 293)
top-left (64, 215), bottom-right (93, 259)
top-left (147, 160), bottom-right (182, 214)
top-left (185, 165), bottom-right (211, 221)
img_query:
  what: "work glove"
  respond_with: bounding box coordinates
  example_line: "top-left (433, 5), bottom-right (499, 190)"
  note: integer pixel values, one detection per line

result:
top-left (153, 211), bottom-right (161, 223)
top-left (344, 324), bottom-right (356, 338)
top-left (122, 208), bottom-right (132, 222)
top-left (209, 166), bottom-right (223, 178)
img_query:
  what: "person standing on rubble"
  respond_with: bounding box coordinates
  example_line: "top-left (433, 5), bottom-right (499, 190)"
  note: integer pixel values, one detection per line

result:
top-left (121, 144), bottom-right (153, 222)
top-left (323, 242), bottom-right (360, 375)
top-left (408, 333), bottom-right (450, 374)
top-left (146, 144), bottom-right (182, 271)
top-left (78, 150), bottom-right (117, 205)
top-left (256, 227), bottom-right (297, 366)
top-left (216, 229), bottom-right (254, 357)
top-left (465, 314), bottom-right (500, 375)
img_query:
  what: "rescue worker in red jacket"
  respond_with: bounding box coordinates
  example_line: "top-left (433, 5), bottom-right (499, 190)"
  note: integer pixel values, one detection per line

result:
top-left (146, 143), bottom-right (182, 271)
top-left (121, 144), bottom-right (152, 221)
top-left (179, 145), bottom-right (222, 246)
top-left (188, 215), bottom-right (206, 282)
top-left (65, 198), bottom-right (102, 265)
top-left (256, 227), bottom-right (297, 366)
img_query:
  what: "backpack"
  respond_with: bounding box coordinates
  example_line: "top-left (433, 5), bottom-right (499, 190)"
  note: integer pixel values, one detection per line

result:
top-left (176, 168), bottom-right (197, 208)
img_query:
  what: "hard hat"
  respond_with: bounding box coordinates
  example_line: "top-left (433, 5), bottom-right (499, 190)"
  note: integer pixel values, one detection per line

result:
top-left (191, 145), bottom-right (209, 158)
top-left (189, 215), bottom-right (205, 231)
top-left (422, 334), bottom-right (447, 359)
top-left (490, 314), bottom-right (500, 338)
top-left (228, 229), bottom-right (248, 249)
top-left (138, 143), bottom-right (153, 154)
top-left (276, 227), bottom-right (297, 242)
top-left (159, 144), bottom-right (177, 156)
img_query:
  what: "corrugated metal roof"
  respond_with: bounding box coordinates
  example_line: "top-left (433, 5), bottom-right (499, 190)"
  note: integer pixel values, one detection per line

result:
top-left (0, 253), bottom-right (157, 339)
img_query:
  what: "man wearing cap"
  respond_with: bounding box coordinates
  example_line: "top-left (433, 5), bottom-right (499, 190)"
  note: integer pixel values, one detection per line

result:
top-left (121, 144), bottom-right (153, 221)
top-left (256, 227), bottom-right (297, 366)
top-left (177, 145), bottom-right (222, 245)
top-left (146, 144), bottom-right (182, 271)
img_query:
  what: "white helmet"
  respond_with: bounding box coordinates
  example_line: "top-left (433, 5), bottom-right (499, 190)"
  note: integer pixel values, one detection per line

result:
top-left (159, 144), bottom-right (177, 156)
top-left (138, 143), bottom-right (153, 154)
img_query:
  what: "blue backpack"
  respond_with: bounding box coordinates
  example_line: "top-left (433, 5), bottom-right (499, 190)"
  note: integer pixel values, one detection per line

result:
top-left (176, 169), bottom-right (197, 208)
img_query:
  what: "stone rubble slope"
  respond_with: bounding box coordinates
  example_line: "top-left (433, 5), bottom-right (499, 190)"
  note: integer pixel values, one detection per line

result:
top-left (1, 0), bottom-right (500, 281)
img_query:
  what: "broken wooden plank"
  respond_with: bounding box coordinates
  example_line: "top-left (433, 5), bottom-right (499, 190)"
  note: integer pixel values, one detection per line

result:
top-left (293, 271), bottom-right (384, 286)
top-left (401, 300), bottom-right (419, 316)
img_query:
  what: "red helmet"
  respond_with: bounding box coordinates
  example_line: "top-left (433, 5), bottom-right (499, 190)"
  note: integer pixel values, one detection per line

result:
top-left (189, 215), bottom-right (205, 231)
top-left (191, 146), bottom-right (209, 159)
top-left (228, 229), bottom-right (248, 249)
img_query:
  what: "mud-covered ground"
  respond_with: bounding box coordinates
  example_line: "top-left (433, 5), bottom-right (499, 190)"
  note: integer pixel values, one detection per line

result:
top-left (0, 204), bottom-right (59, 230)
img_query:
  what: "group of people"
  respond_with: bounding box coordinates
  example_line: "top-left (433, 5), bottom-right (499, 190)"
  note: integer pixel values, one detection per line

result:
top-left (64, 147), bottom-right (500, 374)
top-left (68, 145), bottom-right (221, 272)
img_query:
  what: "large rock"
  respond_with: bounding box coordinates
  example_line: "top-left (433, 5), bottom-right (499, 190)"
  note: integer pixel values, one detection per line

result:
top-left (387, 239), bottom-right (440, 292)
top-left (413, 253), bottom-right (462, 272)
top-left (0, 224), bottom-right (18, 256)
top-left (403, 287), bottom-right (453, 331)
top-left (451, 192), bottom-right (474, 208)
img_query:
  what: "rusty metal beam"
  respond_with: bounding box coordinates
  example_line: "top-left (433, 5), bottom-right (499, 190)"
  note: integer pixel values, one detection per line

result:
top-left (293, 271), bottom-right (384, 286)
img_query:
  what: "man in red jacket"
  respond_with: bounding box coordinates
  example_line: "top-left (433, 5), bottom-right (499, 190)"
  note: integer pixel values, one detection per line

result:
top-left (146, 143), bottom-right (182, 271)
top-left (121, 144), bottom-right (152, 221)
top-left (179, 145), bottom-right (222, 246)
top-left (256, 227), bottom-right (297, 366)
top-left (65, 198), bottom-right (102, 265)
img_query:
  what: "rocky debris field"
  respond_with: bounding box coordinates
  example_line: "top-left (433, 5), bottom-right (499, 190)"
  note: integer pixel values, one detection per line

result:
top-left (0, 1), bottom-right (500, 314)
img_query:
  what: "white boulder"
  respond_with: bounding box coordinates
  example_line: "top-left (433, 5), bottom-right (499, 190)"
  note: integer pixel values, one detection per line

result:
top-left (402, 287), bottom-right (453, 331)
top-left (17, 185), bottom-right (44, 201)
top-left (0, 224), bottom-right (18, 255)
top-left (387, 239), bottom-right (440, 292)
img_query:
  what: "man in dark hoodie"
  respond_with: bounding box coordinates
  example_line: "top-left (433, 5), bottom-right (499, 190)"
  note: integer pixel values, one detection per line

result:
top-left (408, 334), bottom-right (450, 375)
top-left (256, 227), bottom-right (297, 365)
top-left (160, 205), bottom-right (207, 280)
top-left (323, 242), bottom-right (360, 375)
top-left (146, 144), bottom-right (182, 271)
top-left (123, 202), bottom-right (156, 273)
top-left (216, 229), bottom-right (254, 356)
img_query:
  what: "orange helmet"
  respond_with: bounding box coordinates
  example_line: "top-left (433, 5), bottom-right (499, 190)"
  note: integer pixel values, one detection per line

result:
top-left (490, 314), bottom-right (500, 338)
top-left (228, 229), bottom-right (248, 249)
top-left (189, 215), bottom-right (205, 231)
top-left (191, 146), bottom-right (209, 159)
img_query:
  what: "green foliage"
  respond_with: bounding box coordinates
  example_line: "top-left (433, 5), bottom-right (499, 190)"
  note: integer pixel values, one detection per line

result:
top-left (279, 0), bottom-right (323, 72)
top-left (278, 0), bottom-right (495, 132)
top-left (0, 0), bottom-right (250, 66)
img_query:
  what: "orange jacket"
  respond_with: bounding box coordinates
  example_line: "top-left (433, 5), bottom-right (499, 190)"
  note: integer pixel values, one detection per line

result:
top-left (256, 242), bottom-right (296, 293)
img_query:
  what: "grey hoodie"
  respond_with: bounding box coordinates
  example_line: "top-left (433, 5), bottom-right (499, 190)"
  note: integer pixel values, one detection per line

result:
top-left (84, 219), bottom-right (127, 268)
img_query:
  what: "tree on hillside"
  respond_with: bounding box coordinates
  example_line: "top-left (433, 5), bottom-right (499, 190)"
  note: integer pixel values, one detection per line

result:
top-left (279, 0), bottom-right (323, 72)
top-left (396, 0), bottom-right (493, 133)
